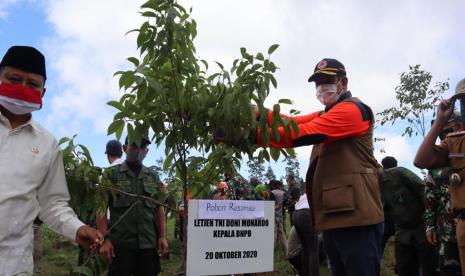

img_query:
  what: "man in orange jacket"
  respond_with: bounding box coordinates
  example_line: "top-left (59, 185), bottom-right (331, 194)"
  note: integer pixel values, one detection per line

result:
top-left (257, 58), bottom-right (384, 276)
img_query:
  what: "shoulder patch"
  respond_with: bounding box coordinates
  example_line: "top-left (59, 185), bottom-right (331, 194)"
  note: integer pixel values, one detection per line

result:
top-left (344, 99), bottom-right (373, 121)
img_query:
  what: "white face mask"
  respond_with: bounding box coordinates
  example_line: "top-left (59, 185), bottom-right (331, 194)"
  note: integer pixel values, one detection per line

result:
top-left (316, 85), bottom-right (337, 106)
top-left (0, 97), bottom-right (40, 115)
top-left (316, 81), bottom-right (342, 106)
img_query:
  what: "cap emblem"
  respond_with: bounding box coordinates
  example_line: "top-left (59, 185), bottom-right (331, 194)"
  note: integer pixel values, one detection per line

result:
top-left (317, 60), bottom-right (327, 69)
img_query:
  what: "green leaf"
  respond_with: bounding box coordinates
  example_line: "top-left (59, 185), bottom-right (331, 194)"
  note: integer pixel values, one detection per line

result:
top-left (256, 53), bottom-right (264, 61)
top-left (268, 44), bottom-right (279, 55)
top-left (119, 72), bottom-right (135, 89)
top-left (270, 75), bottom-right (277, 88)
top-left (278, 99), bottom-right (293, 105)
top-left (200, 59), bottom-right (208, 71)
top-left (272, 127), bottom-right (280, 142)
top-left (290, 118), bottom-right (299, 136)
top-left (127, 124), bottom-right (134, 145)
top-left (163, 152), bottom-right (175, 171)
top-left (141, 11), bottom-right (157, 17)
top-left (272, 104), bottom-right (280, 114)
top-left (251, 64), bottom-right (262, 71)
top-left (240, 47), bottom-right (247, 58)
top-left (270, 148), bottom-right (280, 161)
top-left (215, 61), bottom-right (224, 70)
top-left (245, 54), bottom-right (253, 64)
top-left (107, 101), bottom-right (125, 112)
top-left (262, 149), bottom-right (270, 162)
top-left (290, 109), bottom-right (301, 115)
top-left (107, 120), bottom-right (124, 136)
top-left (285, 148), bottom-right (296, 157)
top-left (78, 144), bottom-right (94, 165)
top-left (188, 156), bottom-right (205, 167)
top-left (59, 137), bottom-right (71, 146)
top-left (127, 57), bottom-right (140, 66)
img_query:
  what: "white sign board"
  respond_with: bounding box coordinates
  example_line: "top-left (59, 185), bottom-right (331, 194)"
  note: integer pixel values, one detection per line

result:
top-left (198, 200), bottom-right (265, 219)
top-left (187, 200), bottom-right (275, 276)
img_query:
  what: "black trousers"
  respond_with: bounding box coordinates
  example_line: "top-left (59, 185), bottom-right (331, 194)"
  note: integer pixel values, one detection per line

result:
top-left (395, 238), bottom-right (439, 276)
top-left (323, 223), bottom-right (383, 276)
top-left (293, 209), bottom-right (320, 276)
top-left (381, 220), bottom-right (396, 254)
top-left (108, 244), bottom-right (161, 276)
top-left (289, 208), bottom-right (295, 226)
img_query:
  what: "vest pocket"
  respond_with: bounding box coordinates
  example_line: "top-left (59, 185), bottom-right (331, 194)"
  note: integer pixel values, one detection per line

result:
top-left (322, 184), bottom-right (355, 213)
top-left (450, 156), bottom-right (465, 167)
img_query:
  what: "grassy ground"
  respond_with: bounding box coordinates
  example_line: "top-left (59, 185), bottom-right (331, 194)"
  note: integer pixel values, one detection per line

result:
top-left (37, 217), bottom-right (396, 275)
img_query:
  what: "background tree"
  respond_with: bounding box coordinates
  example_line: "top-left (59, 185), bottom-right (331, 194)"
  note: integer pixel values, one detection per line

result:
top-left (284, 155), bottom-right (301, 180)
top-left (149, 157), bottom-right (164, 181)
top-left (247, 157), bottom-right (265, 182)
top-left (378, 64), bottom-right (449, 138)
top-left (264, 165), bottom-right (276, 182)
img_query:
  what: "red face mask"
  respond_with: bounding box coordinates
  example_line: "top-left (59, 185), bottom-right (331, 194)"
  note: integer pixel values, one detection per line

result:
top-left (0, 83), bottom-right (42, 114)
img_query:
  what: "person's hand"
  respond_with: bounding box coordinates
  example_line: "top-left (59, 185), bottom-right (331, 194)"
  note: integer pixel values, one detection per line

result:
top-left (75, 225), bottom-right (104, 251)
top-left (436, 99), bottom-right (454, 126)
top-left (99, 239), bottom-right (115, 264)
top-left (426, 231), bottom-right (437, 246)
top-left (158, 236), bottom-right (169, 257)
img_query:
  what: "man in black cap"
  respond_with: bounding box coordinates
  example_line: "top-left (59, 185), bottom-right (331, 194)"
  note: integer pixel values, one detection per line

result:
top-left (0, 46), bottom-right (103, 275)
top-left (255, 58), bottom-right (384, 275)
top-left (106, 139), bottom-right (123, 167)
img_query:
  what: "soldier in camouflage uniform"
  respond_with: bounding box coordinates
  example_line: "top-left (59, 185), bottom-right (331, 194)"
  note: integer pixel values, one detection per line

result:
top-left (424, 115), bottom-right (465, 276)
top-left (380, 163), bottom-right (439, 276)
top-left (97, 138), bottom-right (168, 275)
top-left (415, 79), bottom-right (465, 275)
top-left (425, 167), bottom-right (462, 275)
top-left (225, 169), bottom-right (250, 200)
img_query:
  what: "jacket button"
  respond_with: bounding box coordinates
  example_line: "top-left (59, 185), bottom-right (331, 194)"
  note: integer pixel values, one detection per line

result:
top-left (451, 173), bottom-right (462, 185)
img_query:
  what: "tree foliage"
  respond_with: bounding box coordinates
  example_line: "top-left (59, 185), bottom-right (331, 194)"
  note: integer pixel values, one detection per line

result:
top-left (60, 136), bottom-right (111, 274)
top-left (377, 64), bottom-right (449, 138)
top-left (246, 157), bottom-right (265, 182)
top-left (60, 136), bottom-right (105, 222)
top-left (108, 0), bottom-right (296, 203)
top-left (284, 155), bottom-right (301, 180)
top-left (107, 1), bottom-right (297, 269)
top-left (264, 165), bottom-right (276, 182)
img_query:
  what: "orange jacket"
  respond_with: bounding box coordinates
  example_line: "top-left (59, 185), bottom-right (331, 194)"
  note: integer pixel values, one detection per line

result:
top-left (257, 92), bottom-right (371, 147)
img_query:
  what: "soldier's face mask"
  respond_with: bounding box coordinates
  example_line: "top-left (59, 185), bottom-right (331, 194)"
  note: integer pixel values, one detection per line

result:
top-left (125, 148), bottom-right (147, 165)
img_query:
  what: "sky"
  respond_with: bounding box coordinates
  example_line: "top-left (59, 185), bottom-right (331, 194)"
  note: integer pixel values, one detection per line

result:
top-left (1, 0), bottom-right (465, 180)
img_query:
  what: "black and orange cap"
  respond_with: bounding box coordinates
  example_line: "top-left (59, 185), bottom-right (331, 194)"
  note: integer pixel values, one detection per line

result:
top-left (308, 58), bottom-right (346, 82)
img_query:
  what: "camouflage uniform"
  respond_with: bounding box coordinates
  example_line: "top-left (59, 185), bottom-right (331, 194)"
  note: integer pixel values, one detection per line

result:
top-left (226, 174), bottom-right (250, 200)
top-left (380, 167), bottom-right (439, 276)
top-left (425, 168), bottom-right (462, 275)
top-left (105, 162), bottom-right (164, 275)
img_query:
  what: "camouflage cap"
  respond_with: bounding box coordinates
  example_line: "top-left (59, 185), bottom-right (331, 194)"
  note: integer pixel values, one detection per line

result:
top-left (451, 78), bottom-right (465, 102)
